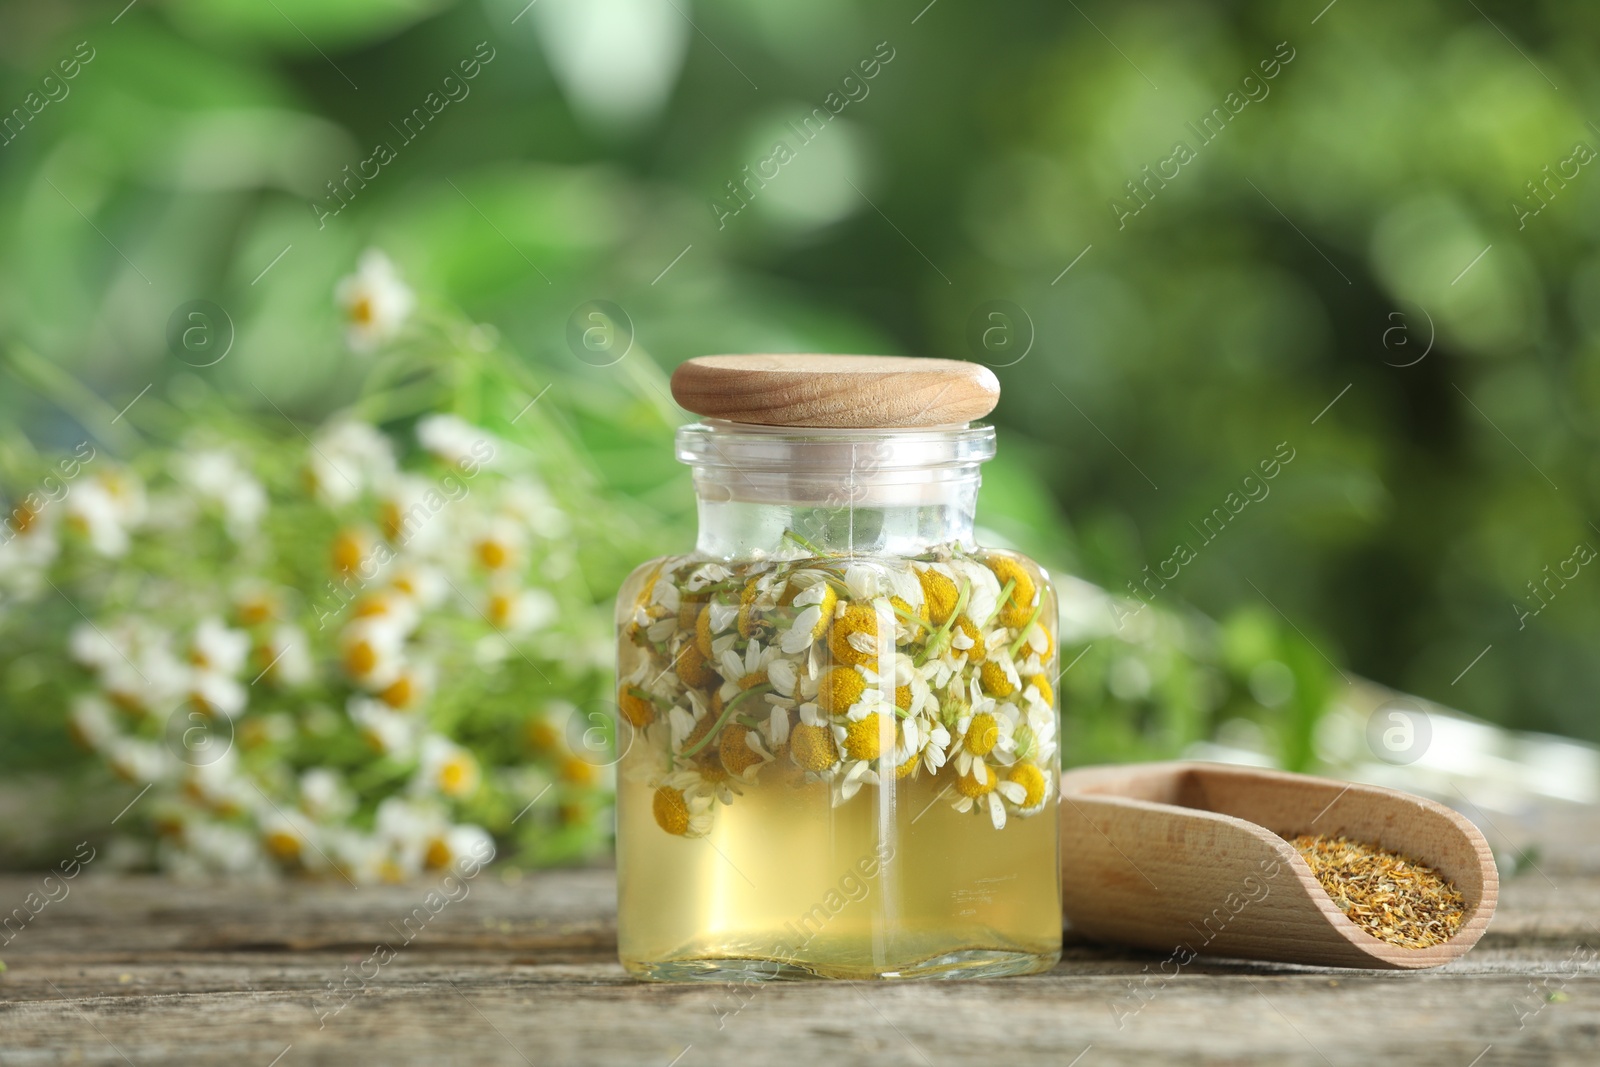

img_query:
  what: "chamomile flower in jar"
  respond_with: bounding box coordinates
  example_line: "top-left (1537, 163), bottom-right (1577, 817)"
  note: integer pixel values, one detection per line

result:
top-left (336, 249), bottom-right (414, 352)
top-left (614, 355), bottom-right (1060, 981)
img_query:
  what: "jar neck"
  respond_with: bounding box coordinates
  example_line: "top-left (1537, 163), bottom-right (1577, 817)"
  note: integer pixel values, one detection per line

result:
top-left (678, 421), bottom-right (994, 560)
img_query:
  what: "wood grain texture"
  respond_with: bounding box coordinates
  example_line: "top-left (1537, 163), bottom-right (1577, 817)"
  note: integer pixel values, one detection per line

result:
top-left (670, 355), bottom-right (1000, 428)
top-left (1059, 762), bottom-right (1499, 970)
top-left (1, 804), bottom-right (1596, 1066)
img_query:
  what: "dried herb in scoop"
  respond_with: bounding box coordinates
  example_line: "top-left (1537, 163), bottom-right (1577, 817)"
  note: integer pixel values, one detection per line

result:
top-left (1290, 834), bottom-right (1466, 949)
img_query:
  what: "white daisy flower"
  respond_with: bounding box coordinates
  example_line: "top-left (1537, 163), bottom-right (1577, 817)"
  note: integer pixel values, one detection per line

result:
top-left (339, 617), bottom-right (408, 690)
top-left (1002, 761), bottom-right (1053, 817)
top-left (349, 696), bottom-right (418, 758)
top-left (952, 557), bottom-right (1002, 629)
top-left (763, 704), bottom-right (791, 749)
top-left (779, 579), bottom-right (836, 654)
top-left (683, 563), bottom-right (732, 592)
top-left (417, 414), bottom-right (497, 471)
top-left (843, 563), bottom-right (887, 601)
top-left (308, 419), bottom-right (396, 507)
top-left (374, 795), bottom-right (447, 877)
top-left (650, 770), bottom-right (716, 838)
top-left (765, 656), bottom-right (801, 699)
top-left (388, 561), bottom-right (448, 609)
top-left (189, 670), bottom-right (247, 719)
top-left (378, 474), bottom-right (451, 550)
top-left (190, 618), bottom-right (249, 676)
top-left (336, 249), bottom-right (414, 352)
top-left (67, 694), bottom-right (117, 750)
top-left (717, 722), bottom-right (774, 784)
top-left (949, 685), bottom-right (1018, 777)
top-left (423, 823), bottom-right (496, 871)
top-left (716, 639), bottom-right (777, 701)
top-left (950, 760), bottom-right (1010, 830)
top-left (415, 734), bottom-right (482, 798)
top-left (889, 713), bottom-right (950, 779)
top-left (830, 758), bottom-right (878, 806)
top-left (255, 624), bottom-right (314, 688)
top-left (105, 736), bottom-right (171, 784)
top-left (486, 583), bottom-right (558, 636)
top-left (63, 474), bottom-right (139, 556)
top-left (299, 768), bottom-right (355, 821)
top-left (174, 450), bottom-right (267, 540)
top-left (0, 504), bottom-right (60, 592)
top-left (182, 751), bottom-right (252, 817)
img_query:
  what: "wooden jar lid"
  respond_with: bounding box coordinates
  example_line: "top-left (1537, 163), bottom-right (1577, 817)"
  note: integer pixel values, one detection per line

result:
top-left (669, 354), bottom-right (999, 429)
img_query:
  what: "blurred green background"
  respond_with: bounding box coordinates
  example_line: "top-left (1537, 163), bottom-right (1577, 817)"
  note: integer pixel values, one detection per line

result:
top-left (1, 0), bottom-right (1595, 771)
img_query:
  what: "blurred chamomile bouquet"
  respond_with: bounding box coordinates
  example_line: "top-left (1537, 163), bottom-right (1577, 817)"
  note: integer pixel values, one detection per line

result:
top-left (0, 251), bottom-right (639, 880)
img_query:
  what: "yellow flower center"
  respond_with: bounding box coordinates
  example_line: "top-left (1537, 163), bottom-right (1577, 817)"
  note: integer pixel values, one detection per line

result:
top-left (917, 568), bottom-right (958, 626)
top-left (653, 786), bottom-right (691, 836)
top-left (350, 293), bottom-right (375, 325)
top-left (264, 830), bottom-right (302, 861)
top-left (1027, 673), bottom-right (1053, 707)
top-left (476, 538), bottom-right (510, 570)
top-left (237, 596), bottom-right (276, 626)
top-left (889, 595), bottom-right (927, 629)
top-left (343, 638), bottom-right (378, 678)
top-left (561, 755), bottom-right (597, 785)
top-left (827, 603), bottom-right (879, 667)
top-left (953, 616), bottom-right (986, 661)
top-left (9, 502), bottom-right (39, 534)
top-left (678, 593), bottom-right (704, 631)
top-left (695, 604), bottom-right (714, 658)
top-left (966, 712), bottom-right (1001, 756)
top-left (331, 529), bottom-right (366, 573)
top-left (895, 754), bottom-right (921, 779)
top-left (980, 660), bottom-right (1016, 698)
top-left (1009, 763), bottom-right (1047, 808)
top-left (842, 713), bottom-right (883, 761)
top-left (425, 837), bottom-right (452, 869)
top-left (895, 684), bottom-right (913, 712)
top-left (526, 718), bottom-right (559, 751)
top-left (719, 725), bottom-right (764, 775)
top-left (986, 555), bottom-right (1038, 629)
top-left (438, 754), bottom-right (478, 797)
top-left (1026, 622), bottom-right (1054, 662)
top-left (738, 670), bottom-right (769, 691)
top-left (617, 688), bottom-right (656, 728)
top-left (676, 644), bottom-right (717, 689)
top-left (789, 722), bottom-right (838, 771)
top-left (684, 709), bottom-right (717, 752)
top-left (818, 666), bottom-right (866, 715)
top-left (488, 590), bottom-right (515, 627)
top-left (955, 768), bottom-right (997, 799)
top-left (737, 579), bottom-right (766, 638)
top-left (380, 500), bottom-right (403, 542)
top-left (812, 586), bottom-right (839, 637)
top-left (380, 673), bottom-right (416, 708)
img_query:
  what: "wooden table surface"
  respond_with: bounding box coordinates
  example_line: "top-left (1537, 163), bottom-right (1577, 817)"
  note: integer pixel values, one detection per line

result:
top-left (2, 803), bottom-right (1597, 1067)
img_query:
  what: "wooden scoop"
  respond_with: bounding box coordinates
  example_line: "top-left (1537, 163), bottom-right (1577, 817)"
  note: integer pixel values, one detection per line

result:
top-left (1059, 761), bottom-right (1498, 969)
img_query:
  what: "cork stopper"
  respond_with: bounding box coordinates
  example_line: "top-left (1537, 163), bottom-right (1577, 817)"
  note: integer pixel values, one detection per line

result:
top-left (669, 354), bottom-right (1000, 429)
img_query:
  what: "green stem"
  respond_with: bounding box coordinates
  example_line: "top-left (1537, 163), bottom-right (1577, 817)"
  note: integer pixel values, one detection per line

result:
top-left (627, 686), bottom-right (673, 708)
top-left (916, 578), bottom-right (972, 667)
top-left (1008, 604), bottom-right (1047, 658)
top-left (782, 528), bottom-right (830, 557)
top-left (680, 683), bottom-right (773, 759)
top-left (892, 601), bottom-right (936, 634)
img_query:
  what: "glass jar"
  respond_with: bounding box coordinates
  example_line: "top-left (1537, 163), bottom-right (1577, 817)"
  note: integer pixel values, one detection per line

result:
top-left (614, 357), bottom-right (1060, 981)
